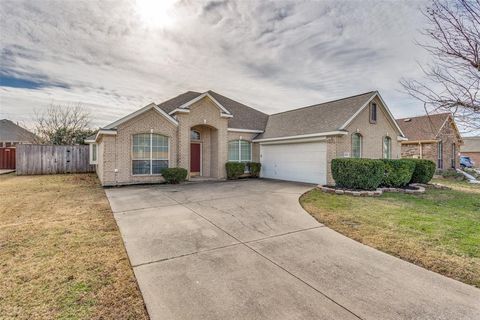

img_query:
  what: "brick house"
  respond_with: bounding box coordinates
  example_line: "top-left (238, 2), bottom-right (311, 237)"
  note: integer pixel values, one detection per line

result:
top-left (86, 90), bottom-right (406, 186)
top-left (461, 136), bottom-right (480, 167)
top-left (0, 119), bottom-right (37, 147)
top-left (396, 113), bottom-right (463, 170)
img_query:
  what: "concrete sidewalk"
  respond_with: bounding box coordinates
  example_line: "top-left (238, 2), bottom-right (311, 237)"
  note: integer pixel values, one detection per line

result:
top-left (106, 179), bottom-right (480, 320)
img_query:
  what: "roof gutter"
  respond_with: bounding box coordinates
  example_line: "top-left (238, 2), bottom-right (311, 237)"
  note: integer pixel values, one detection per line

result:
top-left (252, 130), bottom-right (347, 143)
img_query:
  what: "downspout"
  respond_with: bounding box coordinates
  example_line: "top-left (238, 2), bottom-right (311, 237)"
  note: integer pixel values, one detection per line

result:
top-left (419, 142), bottom-right (423, 159)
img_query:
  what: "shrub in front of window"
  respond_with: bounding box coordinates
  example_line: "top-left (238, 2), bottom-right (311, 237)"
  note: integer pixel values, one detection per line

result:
top-left (225, 162), bottom-right (245, 179)
top-left (381, 159), bottom-right (416, 188)
top-left (403, 159), bottom-right (436, 184)
top-left (248, 162), bottom-right (261, 178)
top-left (331, 158), bottom-right (385, 190)
top-left (161, 168), bottom-right (188, 184)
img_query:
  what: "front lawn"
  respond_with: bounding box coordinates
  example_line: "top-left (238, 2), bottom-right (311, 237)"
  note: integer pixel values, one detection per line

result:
top-left (0, 173), bottom-right (149, 319)
top-left (300, 178), bottom-right (480, 288)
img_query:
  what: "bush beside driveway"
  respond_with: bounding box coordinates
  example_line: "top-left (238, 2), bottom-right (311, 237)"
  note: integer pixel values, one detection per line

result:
top-left (0, 173), bottom-right (148, 319)
top-left (301, 178), bottom-right (480, 288)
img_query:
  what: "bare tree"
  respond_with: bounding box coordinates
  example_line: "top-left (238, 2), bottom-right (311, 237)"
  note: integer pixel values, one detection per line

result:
top-left (34, 103), bottom-right (96, 145)
top-left (401, 0), bottom-right (480, 131)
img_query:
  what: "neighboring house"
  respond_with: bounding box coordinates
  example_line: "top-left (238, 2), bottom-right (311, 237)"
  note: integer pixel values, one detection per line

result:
top-left (0, 119), bottom-right (37, 147)
top-left (461, 136), bottom-right (480, 167)
top-left (86, 90), bottom-right (405, 186)
top-left (396, 113), bottom-right (463, 170)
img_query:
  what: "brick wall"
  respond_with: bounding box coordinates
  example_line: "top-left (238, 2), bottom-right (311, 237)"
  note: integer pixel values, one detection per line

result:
top-left (400, 118), bottom-right (462, 170)
top-left (461, 152), bottom-right (480, 167)
top-left (326, 96), bottom-right (402, 184)
top-left (176, 97), bottom-right (229, 179)
top-left (99, 109), bottom-right (178, 186)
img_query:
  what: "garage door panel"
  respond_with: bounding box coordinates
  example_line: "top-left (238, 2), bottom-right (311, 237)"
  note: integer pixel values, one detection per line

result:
top-left (260, 142), bottom-right (327, 184)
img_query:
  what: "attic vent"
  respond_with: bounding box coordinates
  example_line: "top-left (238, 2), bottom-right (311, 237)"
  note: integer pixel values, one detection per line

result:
top-left (404, 118), bottom-right (412, 122)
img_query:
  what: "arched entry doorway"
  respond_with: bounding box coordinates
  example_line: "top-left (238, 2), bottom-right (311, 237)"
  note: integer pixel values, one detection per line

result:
top-left (190, 124), bottom-right (219, 178)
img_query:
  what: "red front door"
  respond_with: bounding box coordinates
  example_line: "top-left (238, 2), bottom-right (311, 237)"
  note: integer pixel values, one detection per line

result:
top-left (190, 143), bottom-right (201, 174)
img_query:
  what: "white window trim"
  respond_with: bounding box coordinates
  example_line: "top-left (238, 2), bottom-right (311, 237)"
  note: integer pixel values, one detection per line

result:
top-left (352, 133), bottom-right (362, 158)
top-left (132, 133), bottom-right (169, 176)
top-left (383, 136), bottom-right (392, 159)
top-left (89, 143), bottom-right (98, 165)
top-left (228, 140), bottom-right (252, 163)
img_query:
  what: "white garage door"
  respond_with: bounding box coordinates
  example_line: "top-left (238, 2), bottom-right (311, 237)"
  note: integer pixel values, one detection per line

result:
top-left (260, 141), bottom-right (327, 184)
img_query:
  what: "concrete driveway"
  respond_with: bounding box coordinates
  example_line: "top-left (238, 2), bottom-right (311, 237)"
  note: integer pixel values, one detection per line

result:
top-left (105, 179), bottom-right (480, 320)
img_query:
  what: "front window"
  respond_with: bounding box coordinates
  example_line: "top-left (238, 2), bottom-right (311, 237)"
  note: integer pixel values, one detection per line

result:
top-left (352, 133), bottom-right (362, 158)
top-left (132, 133), bottom-right (169, 175)
top-left (383, 136), bottom-right (392, 159)
top-left (228, 140), bottom-right (251, 162)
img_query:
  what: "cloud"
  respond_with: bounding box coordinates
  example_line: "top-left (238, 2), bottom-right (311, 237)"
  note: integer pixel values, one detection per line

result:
top-left (0, 0), bottom-right (431, 128)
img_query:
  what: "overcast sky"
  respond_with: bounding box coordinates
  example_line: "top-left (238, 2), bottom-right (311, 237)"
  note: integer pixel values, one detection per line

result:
top-left (0, 0), bottom-right (431, 128)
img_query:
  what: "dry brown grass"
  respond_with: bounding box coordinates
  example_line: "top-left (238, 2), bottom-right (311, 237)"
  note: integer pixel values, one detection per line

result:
top-left (0, 173), bottom-right (149, 319)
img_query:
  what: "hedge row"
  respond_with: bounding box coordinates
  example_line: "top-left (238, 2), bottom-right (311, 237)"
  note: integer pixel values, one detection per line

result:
top-left (331, 158), bottom-right (435, 190)
top-left (225, 162), bottom-right (261, 179)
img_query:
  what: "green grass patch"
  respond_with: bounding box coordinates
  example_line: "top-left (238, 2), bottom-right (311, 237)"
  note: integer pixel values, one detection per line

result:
top-left (300, 179), bottom-right (480, 287)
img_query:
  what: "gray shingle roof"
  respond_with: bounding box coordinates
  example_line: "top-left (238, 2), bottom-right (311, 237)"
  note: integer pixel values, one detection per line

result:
top-left (156, 90), bottom-right (269, 131)
top-left (396, 113), bottom-right (450, 141)
top-left (0, 119), bottom-right (37, 143)
top-left (255, 91), bottom-right (376, 140)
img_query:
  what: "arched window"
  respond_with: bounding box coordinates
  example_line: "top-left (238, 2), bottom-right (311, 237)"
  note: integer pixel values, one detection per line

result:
top-left (351, 133), bottom-right (362, 158)
top-left (228, 140), bottom-right (251, 162)
top-left (132, 133), bottom-right (169, 175)
top-left (190, 130), bottom-right (200, 140)
top-left (383, 136), bottom-right (392, 159)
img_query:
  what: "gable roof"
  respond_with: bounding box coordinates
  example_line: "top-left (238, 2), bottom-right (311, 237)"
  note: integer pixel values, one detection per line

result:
top-left (156, 90), bottom-right (269, 131)
top-left (103, 103), bottom-right (178, 130)
top-left (255, 91), bottom-right (402, 140)
top-left (0, 119), bottom-right (37, 142)
top-left (396, 113), bottom-right (452, 142)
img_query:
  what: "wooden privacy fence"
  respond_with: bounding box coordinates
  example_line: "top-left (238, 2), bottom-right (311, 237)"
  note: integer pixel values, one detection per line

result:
top-left (0, 147), bottom-right (16, 169)
top-left (16, 144), bottom-right (94, 175)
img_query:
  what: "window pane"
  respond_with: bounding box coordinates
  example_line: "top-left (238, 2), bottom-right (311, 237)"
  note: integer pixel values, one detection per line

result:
top-left (228, 141), bottom-right (239, 161)
top-left (352, 134), bottom-right (361, 158)
top-left (371, 103), bottom-right (377, 122)
top-left (191, 130), bottom-right (200, 140)
top-left (92, 144), bottom-right (97, 161)
top-left (152, 160), bottom-right (168, 174)
top-left (240, 141), bottom-right (251, 162)
top-left (152, 134), bottom-right (168, 160)
top-left (132, 160), bottom-right (150, 175)
top-left (133, 134), bottom-right (150, 160)
top-left (383, 137), bottom-right (391, 159)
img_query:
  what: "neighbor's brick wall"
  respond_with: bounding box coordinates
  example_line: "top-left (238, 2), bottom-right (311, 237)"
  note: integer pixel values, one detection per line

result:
top-left (461, 152), bottom-right (480, 167)
top-left (176, 97), bottom-right (229, 179)
top-left (100, 109), bottom-right (178, 186)
top-left (400, 118), bottom-right (462, 169)
top-left (438, 118), bottom-right (461, 169)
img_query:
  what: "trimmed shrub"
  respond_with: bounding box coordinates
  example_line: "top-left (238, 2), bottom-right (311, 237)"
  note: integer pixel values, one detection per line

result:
top-left (161, 167), bottom-right (188, 184)
top-left (226, 162), bottom-right (245, 179)
top-left (248, 162), bottom-right (261, 178)
top-left (381, 159), bottom-right (416, 188)
top-left (331, 158), bottom-right (385, 190)
top-left (403, 159), bottom-right (436, 184)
